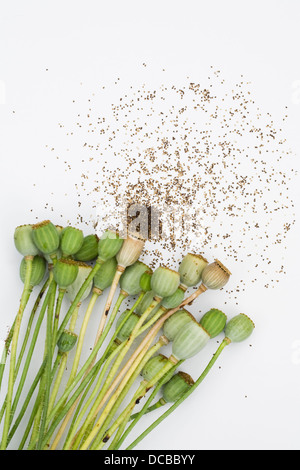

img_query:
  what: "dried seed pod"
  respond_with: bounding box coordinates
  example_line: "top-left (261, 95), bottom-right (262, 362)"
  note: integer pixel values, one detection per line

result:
top-left (116, 233), bottom-right (145, 268)
top-left (93, 257), bottom-right (118, 291)
top-left (53, 258), bottom-right (79, 289)
top-left (60, 226), bottom-right (84, 257)
top-left (74, 234), bottom-right (99, 262)
top-left (179, 253), bottom-right (208, 288)
top-left (98, 230), bottom-right (124, 262)
top-left (141, 354), bottom-right (169, 383)
top-left (19, 255), bottom-right (46, 286)
top-left (151, 266), bottom-right (180, 299)
top-left (14, 224), bottom-right (40, 257)
top-left (199, 308), bottom-right (227, 338)
top-left (163, 309), bottom-right (196, 342)
top-left (225, 313), bottom-right (255, 342)
top-left (120, 261), bottom-right (151, 296)
top-left (172, 321), bottom-right (210, 360)
top-left (162, 371), bottom-right (194, 403)
top-left (201, 259), bottom-right (231, 290)
top-left (31, 220), bottom-right (60, 255)
top-left (57, 330), bottom-right (78, 353)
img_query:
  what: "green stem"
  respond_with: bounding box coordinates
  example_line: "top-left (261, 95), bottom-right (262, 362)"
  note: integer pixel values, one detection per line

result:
top-left (41, 293), bottom-right (145, 437)
top-left (0, 255), bottom-right (33, 450)
top-left (45, 303), bottom-right (81, 421)
top-left (52, 288), bottom-right (65, 354)
top-left (37, 357), bottom-right (104, 449)
top-left (0, 277), bottom-right (50, 425)
top-left (66, 290), bottom-right (101, 388)
top-left (92, 358), bottom-right (177, 450)
top-left (55, 260), bottom-right (103, 343)
top-left (130, 398), bottom-right (166, 421)
top-left (114, 383), bottom-right (169, 449)
top-left (126, 338), bottom-right (230, 450)
top-left (62, 292), bottom-right (145, 450)
top-left (7, 358), bottom-right (47, 446)
top-left (47, 353), bottom-right (67, 418)
top-left (36, 279), bottom-right (57, 449)
top-left (92, 298), bottom-right (161, 410)
top-left (89, 342), bottom-right (165, 450)
top-left (65, 342), bottom-right (125, 450)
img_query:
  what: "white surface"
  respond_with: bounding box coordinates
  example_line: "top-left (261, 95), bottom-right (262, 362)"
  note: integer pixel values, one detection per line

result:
top-left (0, 0), bottom-right (300, 450)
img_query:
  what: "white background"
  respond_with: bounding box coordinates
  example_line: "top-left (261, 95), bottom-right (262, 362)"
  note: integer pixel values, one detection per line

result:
top-left (0, 0), bottom-right (300, 450)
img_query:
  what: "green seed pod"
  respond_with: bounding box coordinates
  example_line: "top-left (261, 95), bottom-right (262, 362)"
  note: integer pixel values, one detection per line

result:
top-left (200, 308), bottom-right (227, 338)
top-left (225, 313), bottom-right (255, 342)
top-left (65, 262), bottom-right (93, 303)
top-left (98, 230), bottom-right (124, 262)
top-left (57, 330), bottom-right (78, 353)
top-left (120, 261), bottom-right (151, 296)
top-left (20, 255), bottom-right (46, 286)
top-left (201, 259), bottom-right (231, 290)
top-left (172, 321), bottom-right (210, 360)
top-left (60, 226), bottom-right (84, 257)
top-left (140, 271), bottom-right (152, 292)
top-left (135, 290), bottom-right (161, 318)
top-left (53, 258), bottom-right (79, 289)
top-left (43, 225), bottom-right (64, 263)
top-left (93, 257), bottom-right (118, 291)
top-left (162, 371), bottom-right (194, 403)
top-left (116, 233), bottom-right (145, 268)
top-left (151, 266), bottom-right (180, 299)
top-left (14, 225), bottom-right (40, 257)
top-left (74, 234), bottom-right (99, 262)
top-left (179, 253), bottom-right (208, 288)
top-left (141, 354), bottom-right (169, 383)
top-left (32, 220), bottom-right (60, 255)
top-left (163, 309), bottom-right (196, 342)
top-left (161, 287), bottom-right (185, 310)
top-left (115, 310), bottom-right (140, 342)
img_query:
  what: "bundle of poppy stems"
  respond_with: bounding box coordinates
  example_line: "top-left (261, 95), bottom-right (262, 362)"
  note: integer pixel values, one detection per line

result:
top-left (0, 220), bottom-right (255, 450)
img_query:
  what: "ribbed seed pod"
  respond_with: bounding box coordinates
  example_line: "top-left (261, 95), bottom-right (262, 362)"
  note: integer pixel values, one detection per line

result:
top-left (225, 313), bottom-right (255, 342)
top-left (53, 258), bottom-right (79, 289)
top-left (43, 225), bottom-right (63, 263)
top-left (19, 255), bottom-right (46, 286)
top-left (199, 308), bottom-right (227, 338)
top-left (179, 253), bottom-right (208, 288)
top-left (201, 259), bottom-right (231, 290)
top-left (14, 225), bottom-right (40, 257)
top-left (161, 287), bottom-right (185, 310)
top-left (172, 321), bottom-right (210, 360)
top-left (151, 266), bottom-right (180, 299)
top-left (98, 230), bottom-right (124, 262)
top-left (120, 262), bottom-right (151, 296)
top-left (141, 354), bottom-right (169, 383)
top-left (57, 330), bottom-right (78, 353)
top-left (32, 220), bottom-right (60, 255)
top-left (135, 290), bottom-right (161, 318)
top-left (93, 257), bottom-right (118, 291)
top-left (65, 262), bottom-right (93, 303)
top-left (115, 310), bottom-right (140, 342)
top-left (60, 226), bottom-right (84, 257)
top-left (74, 234), bottom-right (99, 262)
top-left (162, 371), bottom-right (194, 403)
top-left (116, 233), bottom-right (145, 268)
top-left (163, 309), bottom-right (196, 342)
top-left (139, 271), bottom-right (152, 292)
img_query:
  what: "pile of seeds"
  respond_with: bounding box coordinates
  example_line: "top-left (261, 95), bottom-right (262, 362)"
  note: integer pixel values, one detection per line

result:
top-left (39, 67), bottom-right (296, 293)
